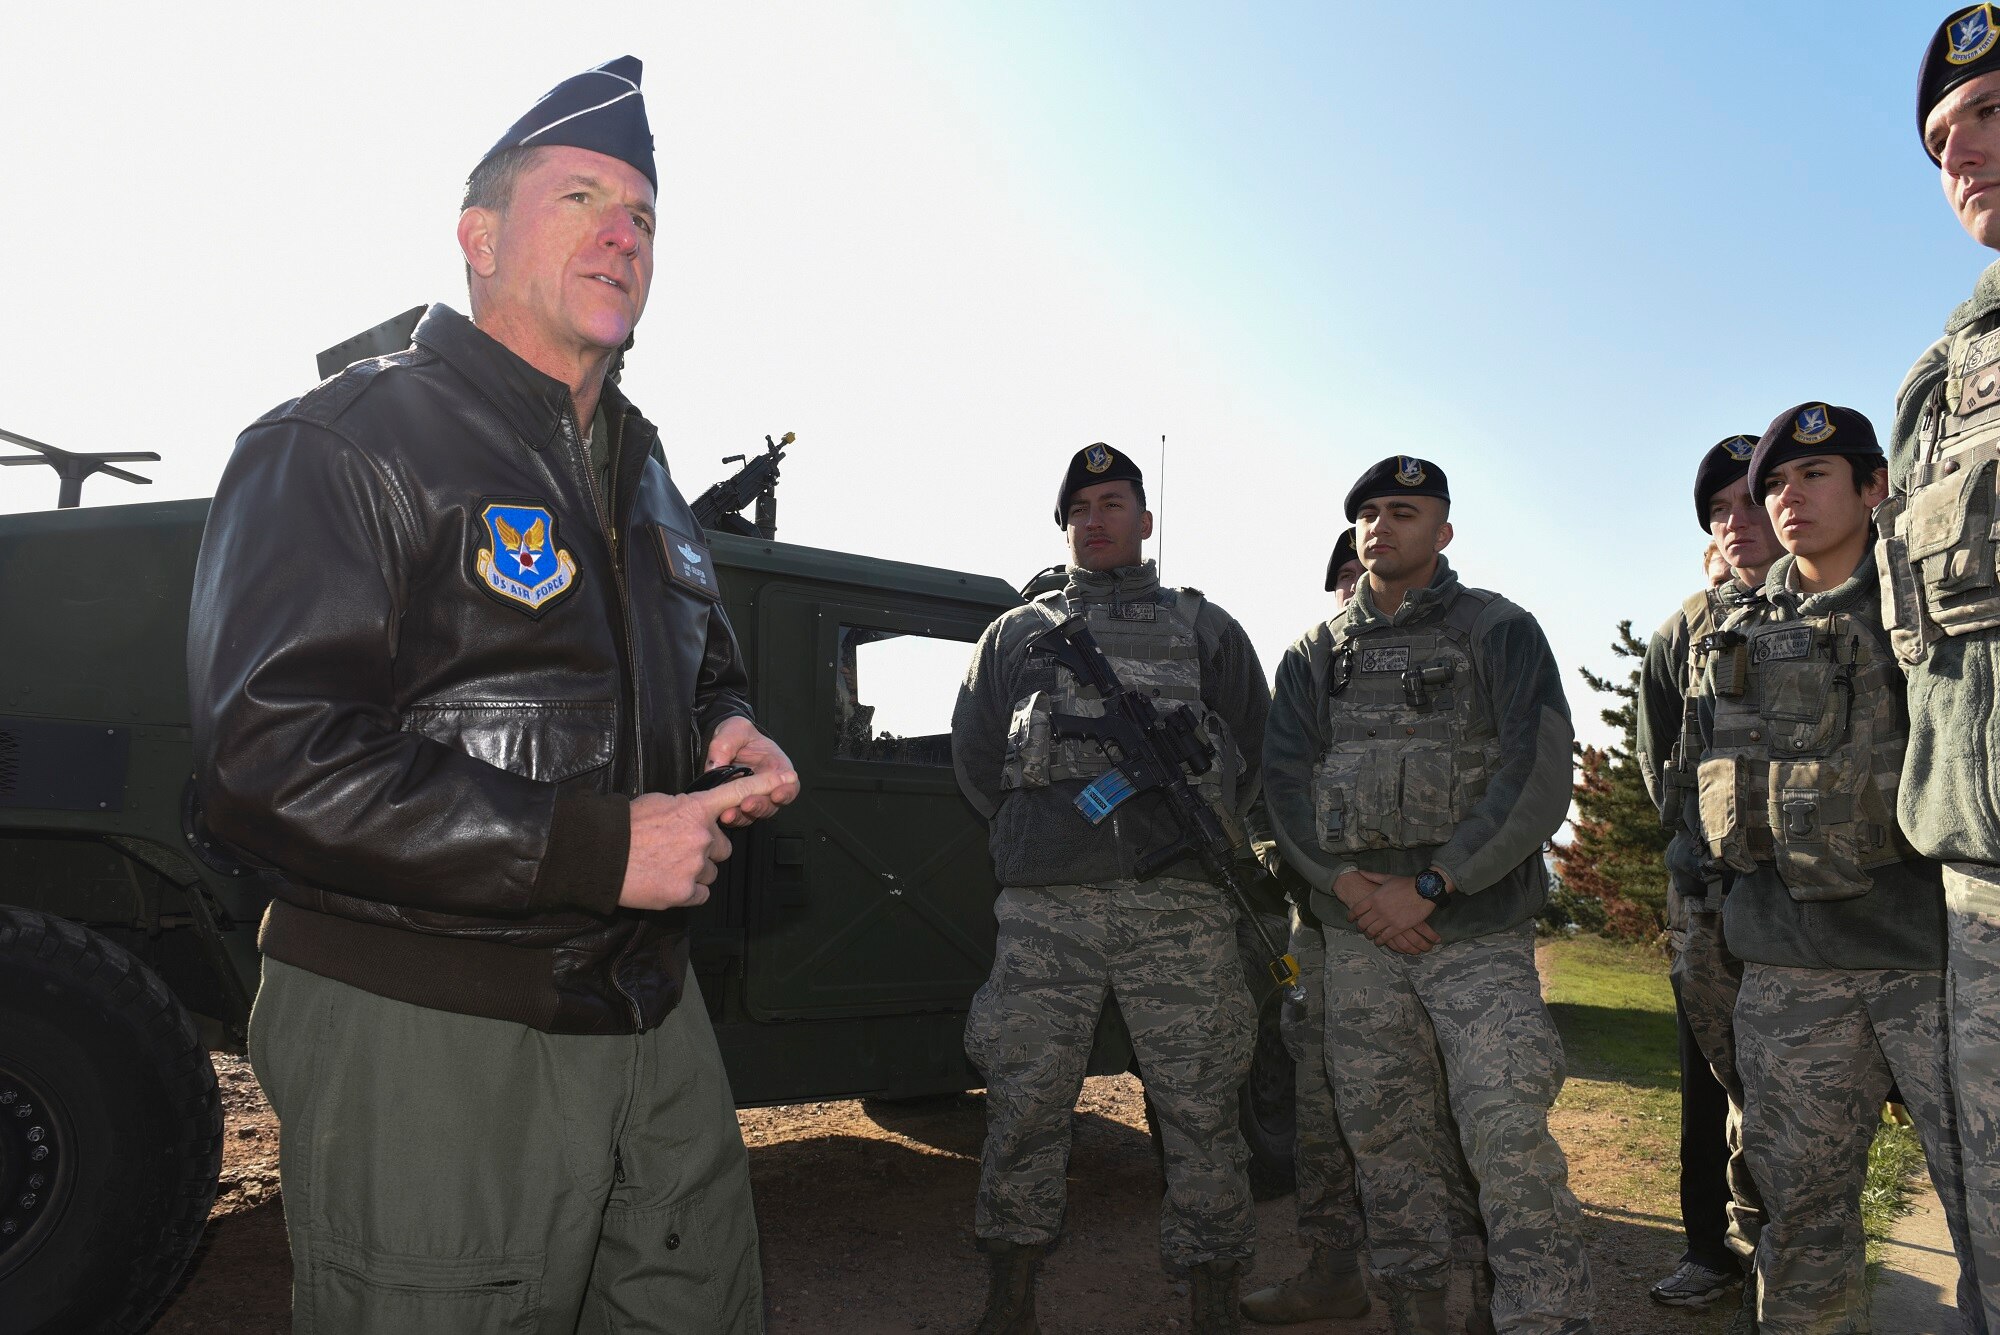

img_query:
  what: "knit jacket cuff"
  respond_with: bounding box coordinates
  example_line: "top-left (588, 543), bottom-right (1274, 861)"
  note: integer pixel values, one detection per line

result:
top-left (529, 790), bottom-right (632, 915)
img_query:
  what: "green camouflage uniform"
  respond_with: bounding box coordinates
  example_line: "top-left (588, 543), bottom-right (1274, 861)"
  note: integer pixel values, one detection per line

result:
top-left (1637, 583), bottom-right (1767, 1268)
top-left (1883, 257), bottom-right (2000, 1330)
top-left (951, 561), bottom-right (1270, 1271)
top-left (1694, 553), bottom-right (1984, 1333)
top-left (1265, 558), bottom-right (1594, 1332)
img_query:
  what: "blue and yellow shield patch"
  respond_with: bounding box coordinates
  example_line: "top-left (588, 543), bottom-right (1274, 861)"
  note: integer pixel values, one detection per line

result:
top-left (475, 501), bottom-right (578, 614)
top-left (1722, 434), bottom-right (1755, 461)
top-left (1791, 405), bottom-right (1835, 445)
top-left (1395, 456), bottom-right (1427, 487)
top-left (1950, 5), bottom-right (1998, 65)
top-left (1084, 443), bottom-right (1114, 474)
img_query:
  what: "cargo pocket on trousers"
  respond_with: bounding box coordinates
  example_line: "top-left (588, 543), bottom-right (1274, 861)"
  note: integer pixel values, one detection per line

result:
top-left (611, 1192), bottom-right (724, 1330)
top-left (1697, 756), bottom-right (1756, 874)
top-left (305, 1234), bottom-right (543, 1334)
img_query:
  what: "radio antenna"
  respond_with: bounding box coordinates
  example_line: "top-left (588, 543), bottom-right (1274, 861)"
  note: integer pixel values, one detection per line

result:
top-left (1156, 434), bottom-right (1167, 577)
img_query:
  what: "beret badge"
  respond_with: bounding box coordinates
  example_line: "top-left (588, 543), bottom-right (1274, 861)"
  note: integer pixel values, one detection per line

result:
top-left (1951, 5), bottom-right (1999, 64)
top-left (1084, 444), bottom-right (1114, 474)
top-left (1395, 456), bottom-right (1427, 487)
top-left (1791, 405), bottom-right (1836, 445)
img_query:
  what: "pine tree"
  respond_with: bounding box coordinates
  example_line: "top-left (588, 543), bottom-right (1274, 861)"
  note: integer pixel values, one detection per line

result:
top-left (1551, 619), bottom-right (1670, 940)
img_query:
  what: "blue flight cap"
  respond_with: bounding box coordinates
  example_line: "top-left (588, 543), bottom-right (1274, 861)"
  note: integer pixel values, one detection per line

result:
top-left (481, 57), bottom-right (656, 190)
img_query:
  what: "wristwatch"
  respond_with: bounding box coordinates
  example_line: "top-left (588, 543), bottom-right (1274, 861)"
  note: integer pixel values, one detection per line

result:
top-left (1414, 868), bottom-right (1450, 903)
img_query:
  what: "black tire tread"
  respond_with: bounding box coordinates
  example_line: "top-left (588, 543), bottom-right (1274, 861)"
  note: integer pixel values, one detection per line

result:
top-left (0, 906), bottom-right (223, 1335)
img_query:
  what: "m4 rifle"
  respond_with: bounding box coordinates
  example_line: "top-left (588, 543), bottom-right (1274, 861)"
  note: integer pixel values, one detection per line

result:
top-left (1026, 614), bottom-right (1304, 999)
top-left (692, 431), bottom-right (796, 539)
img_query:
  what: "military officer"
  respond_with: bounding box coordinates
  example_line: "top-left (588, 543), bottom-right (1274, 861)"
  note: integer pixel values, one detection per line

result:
top-left (1265, 457), bottom-right (1593, 1334)
top-left (1241, 524), bottom-right (1493, 1332)
top-left (1696, 404), bottom-right (1981, 1334)
top-left (1636, 437), bottom-right (1779, 1308)
top-left (1879, 15), bottom-right (2000, 1326)
top-left (950, 443), bottom-right (1271, 1334)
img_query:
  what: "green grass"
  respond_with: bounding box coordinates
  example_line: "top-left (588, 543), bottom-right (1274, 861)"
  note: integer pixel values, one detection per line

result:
top-left (1538, 936), bottom-right (1927, 1253)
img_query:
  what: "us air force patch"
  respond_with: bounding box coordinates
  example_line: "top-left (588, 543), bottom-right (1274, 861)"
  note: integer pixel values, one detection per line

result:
top-left (1721, 435), bottom-right (1756, 461)
top-left (1950, 5), bottom-right (1998, 64)
top-left (1110, 601), bottom-right (1158, 622)
top-left (1084, 443), bottom-right (1114, 474)
top-left (475, 502), bottom-right (577, 615)
top-left (1395, 457), bottom-right (1427, 487)
top-left (1791, 405), bottom-right (1835, 445)
top-left (654, 526), bottom-right (721, 600)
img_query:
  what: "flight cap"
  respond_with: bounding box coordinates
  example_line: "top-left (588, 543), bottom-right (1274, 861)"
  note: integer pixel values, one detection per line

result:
top-left (480, 56), bottom-right (656, 190)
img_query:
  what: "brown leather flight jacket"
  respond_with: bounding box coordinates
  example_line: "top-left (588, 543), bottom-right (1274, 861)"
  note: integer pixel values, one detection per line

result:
top-left (188, 305), bottom-right (753, 1034)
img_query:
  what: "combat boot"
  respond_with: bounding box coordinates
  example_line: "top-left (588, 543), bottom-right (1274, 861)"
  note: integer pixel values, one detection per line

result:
top-left (1463, 1257), bottom-right (1495, 1335)
top-left (1188, 1258), bottom-right (1243, 1334)
top-left (1239, 1245), bottom-right (1371, 1323)
top-left (1384, 1284), bottom-right (1451, 1335)
top-left (973, 1241), bottom-right (1044, 1335)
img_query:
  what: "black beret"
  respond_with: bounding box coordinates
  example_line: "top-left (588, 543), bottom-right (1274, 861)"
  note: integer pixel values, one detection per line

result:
top-left (1919, 7), bottom-right (2000, 162)
top-left (1324, 527), bottom-right (1359, 592)
top-left (1747, 403), bottom-right (1886, 502)
top-left (1055, 443), bottom-right (1144, 527)
top-left (481, 57), bottom-right (657, 190)
top-left (1343, 456), bottom-right (1449, 523)
top-left (1691, 435), bottom-right (1758, 531)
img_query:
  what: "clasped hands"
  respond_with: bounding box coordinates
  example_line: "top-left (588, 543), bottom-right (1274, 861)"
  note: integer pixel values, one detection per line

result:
top-left (1335, 867), bottom-right (1444, 955)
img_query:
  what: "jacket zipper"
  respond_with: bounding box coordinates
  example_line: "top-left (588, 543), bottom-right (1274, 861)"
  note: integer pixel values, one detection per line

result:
top-left (560, 410), bottom-right (647, 1032)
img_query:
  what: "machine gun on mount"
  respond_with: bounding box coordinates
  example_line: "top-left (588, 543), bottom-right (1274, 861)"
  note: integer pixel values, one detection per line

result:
top-left (1026, 614), bottom-right (1305, 1000)
top-left (693, 431), bottom-right (797, 539)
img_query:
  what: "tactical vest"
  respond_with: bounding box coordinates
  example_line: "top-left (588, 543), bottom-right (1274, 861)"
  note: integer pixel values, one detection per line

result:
top-left (999, 588), bottom-right (1238, 809)
top-left (1695, 602), bottom-right (1910, 903)
top-left (1309, 589), bottom-right (1500, 854)
top-left (1659, 587), bottom-right (1723, 831)
top-left (1879, 309), bottom-right (2000, 663)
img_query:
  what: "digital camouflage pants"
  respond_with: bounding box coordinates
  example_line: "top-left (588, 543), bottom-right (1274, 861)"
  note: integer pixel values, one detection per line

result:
top-left (1323, 923), bottom-right (1594, 1334)
top-left (1673, 908), bottom-right (1763, 1269)
top-left (1285, 909), bottom-right (1484, 1260)
top-left (1946, 863), bottom-right (2000, 1334)
top-left (1735, 962), bottom-right (1984, 1334)
top-left (964, 881), bottom-right (1256, 1270)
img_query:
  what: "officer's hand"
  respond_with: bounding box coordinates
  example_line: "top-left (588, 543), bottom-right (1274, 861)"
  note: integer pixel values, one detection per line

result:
top-left (1348, 875), bottom-right (1436, 945)
top-left (1332, 868), bottom-right (1385, 910)
top-left (618, 773), bottom-right (785, 910)
top-left (705, 717), bottom-right (801, 826)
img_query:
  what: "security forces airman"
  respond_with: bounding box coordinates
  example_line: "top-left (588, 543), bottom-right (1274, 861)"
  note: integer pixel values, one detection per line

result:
top-left (1636, 436), bottom-right (1778, 1308)
top-left (951, 443), bottom-right (1272, 1334)
top-left (1264, 457), bottom-right (1594, 1334)
top-left (1696, 404), bottom-right (1982, 1334)
top-left (1880, 14), bottom-right (2000, 1325)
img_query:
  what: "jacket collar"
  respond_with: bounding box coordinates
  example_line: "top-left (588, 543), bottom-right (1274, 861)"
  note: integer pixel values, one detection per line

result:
top-left (411, 304), bottom-right (578, 451)
top-left (1064, 560), bottom-right (1161, 602)
top-left (1346, 555), bottom-right (1460, 632)
top-left (1947, 256), bottom-right (2000, 335)
top-left (1764, 549), bottom-right (1878, 618)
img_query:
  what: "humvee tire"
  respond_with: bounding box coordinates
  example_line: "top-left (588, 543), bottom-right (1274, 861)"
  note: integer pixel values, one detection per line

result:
top-left (0, 907), bottom-right (223, 1335)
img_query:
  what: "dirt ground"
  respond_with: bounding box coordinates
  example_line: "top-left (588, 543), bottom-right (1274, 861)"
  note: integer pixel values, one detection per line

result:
top-left (149, 1056), bottom-right (1734, 1335)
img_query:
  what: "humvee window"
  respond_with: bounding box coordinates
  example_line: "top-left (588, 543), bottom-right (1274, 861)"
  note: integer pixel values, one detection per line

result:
top-left (834, 625), bottom-right (971, 766)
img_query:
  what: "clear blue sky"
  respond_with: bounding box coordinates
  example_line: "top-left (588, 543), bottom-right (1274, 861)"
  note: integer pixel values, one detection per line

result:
top-left (1, 2), bottom-right (1989, 748)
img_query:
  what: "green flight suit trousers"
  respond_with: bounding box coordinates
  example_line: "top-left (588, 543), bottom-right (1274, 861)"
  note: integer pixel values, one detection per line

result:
top-left (249, 958), bottom-right (763, 1334)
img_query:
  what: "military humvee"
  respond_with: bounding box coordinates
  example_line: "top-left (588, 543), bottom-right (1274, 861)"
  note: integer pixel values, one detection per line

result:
top-left (0, 322), bottom-right (1297, 1335)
